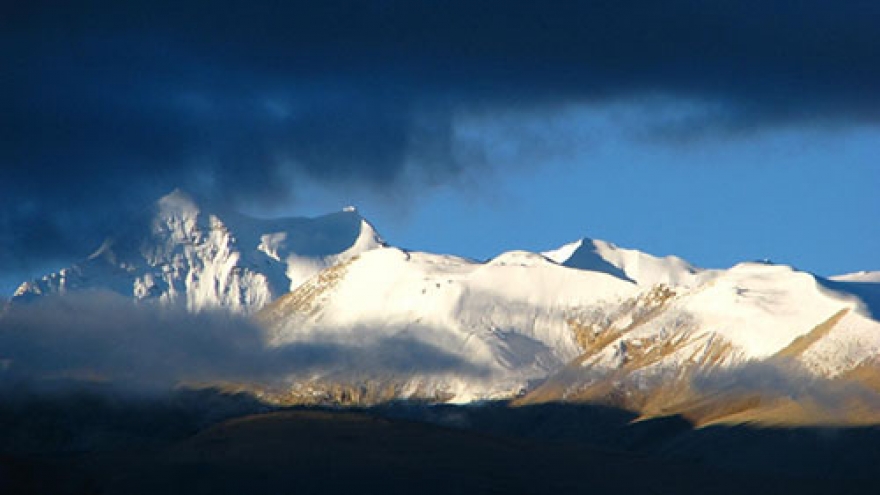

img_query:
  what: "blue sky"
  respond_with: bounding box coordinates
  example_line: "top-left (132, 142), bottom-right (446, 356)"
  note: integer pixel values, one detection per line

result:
top-left (276, 108), bottom-right (879, 277)
top-left (2, 1), bottom-right (879, 294)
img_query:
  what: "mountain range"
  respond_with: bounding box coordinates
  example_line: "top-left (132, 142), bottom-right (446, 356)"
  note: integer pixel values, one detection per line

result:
top-left (8, 190), bottom-right (880, 425)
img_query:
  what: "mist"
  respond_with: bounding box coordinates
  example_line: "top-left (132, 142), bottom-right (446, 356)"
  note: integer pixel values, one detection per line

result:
top-left (0, 292), bottom-right (485, 396)
top-left (689, 357), bottom-right (880, 423)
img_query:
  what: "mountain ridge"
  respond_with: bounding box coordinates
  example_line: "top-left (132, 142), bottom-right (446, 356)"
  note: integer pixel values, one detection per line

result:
top-left (6, 190), bottom-right (880, 424)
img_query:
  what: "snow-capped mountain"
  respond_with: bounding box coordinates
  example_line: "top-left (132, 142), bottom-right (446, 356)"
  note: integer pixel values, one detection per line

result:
top-left (9, 191), bottom-right (880, 423)
top-left (257, 247), bottom-right (640, 402)
top-left (12, 190), bottom-right (384, 314)
top-left (256, 237), bottom-right (880, 416)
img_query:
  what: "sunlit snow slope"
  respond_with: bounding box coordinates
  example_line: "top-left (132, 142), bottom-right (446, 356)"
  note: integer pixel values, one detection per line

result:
top-left (258, 238), bottom-right (880, 405)
top-left (258, 248), bottom-right (639, 401)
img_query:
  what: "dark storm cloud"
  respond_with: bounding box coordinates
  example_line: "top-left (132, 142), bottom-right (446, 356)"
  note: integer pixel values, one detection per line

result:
top-left (2, 0), bottom-right (879, 277)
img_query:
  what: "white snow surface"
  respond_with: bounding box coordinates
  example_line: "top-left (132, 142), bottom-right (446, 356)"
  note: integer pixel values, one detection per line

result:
top-left (801, 310), bottom-right (880, 376)
top-left (263, 239), bottom-right (880, 401)
top-left (672, 262), bottom-right (857, 358)
top-left (9, 193), bottom-right (880, 402)
top-left (12, 190), bottom-right (383, 314)
top-left (577, 262), bottom-right (880, 380)
top-left (262, 247), bottom-right (640, 401)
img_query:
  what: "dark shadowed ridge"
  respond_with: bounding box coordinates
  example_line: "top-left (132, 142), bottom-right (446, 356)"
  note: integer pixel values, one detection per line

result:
top-left (2, 390), bottom-right (880, 494)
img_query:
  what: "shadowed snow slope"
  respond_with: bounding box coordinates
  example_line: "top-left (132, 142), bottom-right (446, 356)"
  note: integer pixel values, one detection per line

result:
top-left (543, 238), bottom-right (706, 288)
top-left (823, 272), bottom-right (880, 319)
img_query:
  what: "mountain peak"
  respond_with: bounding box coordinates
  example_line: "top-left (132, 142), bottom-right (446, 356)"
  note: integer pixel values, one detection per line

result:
top-left (157, 188), bottom-right (199, 211)
top-left (543, 237), bottom-right (704, 288)
top-left (542, 238), bottom-right (634, 283)
top-left (11, 190), bottom-right (386, 312)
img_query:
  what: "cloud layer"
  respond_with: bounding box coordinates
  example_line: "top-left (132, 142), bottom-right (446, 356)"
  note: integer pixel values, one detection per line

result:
top-left (3, 0), bottom-right (878, 275)
top-left (0, 292), bottom-right (484, 392)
